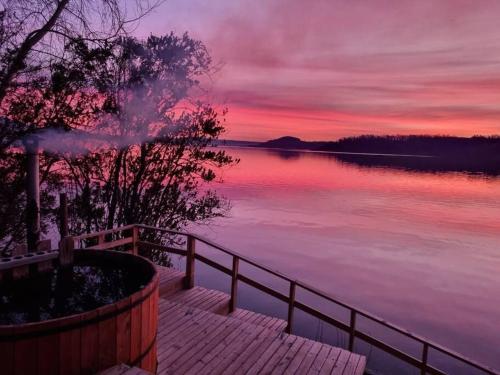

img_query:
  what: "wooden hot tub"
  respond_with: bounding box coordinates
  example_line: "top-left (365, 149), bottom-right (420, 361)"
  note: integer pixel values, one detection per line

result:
top-left (0, 250), bottom-right (158, 375)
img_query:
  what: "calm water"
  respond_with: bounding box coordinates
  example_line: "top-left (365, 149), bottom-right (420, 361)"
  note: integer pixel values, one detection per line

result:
top-left (188, 147), bottom-right (500, 374)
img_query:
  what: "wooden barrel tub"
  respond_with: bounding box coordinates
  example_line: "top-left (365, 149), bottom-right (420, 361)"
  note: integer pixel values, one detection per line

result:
top-left (0, 250), bottom-right (159, 375)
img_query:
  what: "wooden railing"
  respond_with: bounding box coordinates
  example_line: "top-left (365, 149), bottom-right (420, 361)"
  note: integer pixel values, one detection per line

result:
top-left (73, 224), bottom-right (499, 375)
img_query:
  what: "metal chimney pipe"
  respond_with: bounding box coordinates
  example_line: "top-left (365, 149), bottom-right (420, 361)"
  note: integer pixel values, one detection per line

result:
top-left (59, 192), bottom-right (68, 238)
top-left (24, 138), bottom-right (40, 251)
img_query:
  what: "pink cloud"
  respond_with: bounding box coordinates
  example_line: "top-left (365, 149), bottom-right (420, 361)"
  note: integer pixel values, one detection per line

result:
top-left (137, 0), bottom-right (500, 140)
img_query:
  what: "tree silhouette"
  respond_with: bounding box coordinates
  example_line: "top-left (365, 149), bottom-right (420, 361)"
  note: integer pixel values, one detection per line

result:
top-left (0, 32), bottom-right (237, 256)
top-left (0, 0), bottom-right (162, 147)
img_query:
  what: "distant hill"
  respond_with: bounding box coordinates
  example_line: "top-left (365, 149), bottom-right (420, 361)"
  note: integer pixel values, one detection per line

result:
top-left (259, 136), bottom-right (329, 150)
top-left (254, 134), bottom-right (500, 159)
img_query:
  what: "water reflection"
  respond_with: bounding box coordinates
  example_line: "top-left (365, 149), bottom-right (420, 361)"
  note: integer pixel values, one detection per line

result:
top-left (192, 146), bottom-right (500, 373)
top-left (261, 148), bottom-right (500, 177)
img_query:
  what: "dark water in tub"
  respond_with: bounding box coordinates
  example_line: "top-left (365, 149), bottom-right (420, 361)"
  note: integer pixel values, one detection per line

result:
top-left (0, 257), bottom-right (151, 324)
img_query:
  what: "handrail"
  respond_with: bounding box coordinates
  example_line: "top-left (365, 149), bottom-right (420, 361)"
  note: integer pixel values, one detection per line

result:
top-left (73, 224), bottom-right (136, 241)
top-left (76, 224), bottom-right (499, 375)
top-left (137, 224), bottom-right (294, 281)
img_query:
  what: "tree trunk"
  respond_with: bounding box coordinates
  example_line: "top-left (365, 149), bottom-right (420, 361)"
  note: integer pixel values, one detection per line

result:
top-left (0, 0), bottom-right (70, 104)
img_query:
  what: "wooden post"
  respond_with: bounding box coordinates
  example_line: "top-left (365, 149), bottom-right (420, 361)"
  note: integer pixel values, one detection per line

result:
top-left (59, 193), bottom-right (68, 239)
top-left (348, 310), bottom-right (356, 351)
top-left (230, 256), bottom-right (239, 313)
top-left (12, 244), bottom-right (29, 280)
top-left (421, 343), bottom-right (429, 375)
top-left (286, 281), bottom-right (296, 334)
top-left (131, 226), bottom-right (139, 255)
top-left (59, 237), bottom-right (74, 267)
top-left (36, 239), bottom-right (53, 273)
top-left (184, 235), bottom-right (195, 289)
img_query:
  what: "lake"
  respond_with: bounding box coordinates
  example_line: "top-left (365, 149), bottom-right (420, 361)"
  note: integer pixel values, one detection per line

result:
top-left (187, 146), bottom-right (500, 374)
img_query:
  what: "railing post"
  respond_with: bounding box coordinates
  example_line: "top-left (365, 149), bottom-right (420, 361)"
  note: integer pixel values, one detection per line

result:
top-left (421, 343), bottom-right (429, 375)
top-left (286, 281), bottom-right (296, 334)
top-left (59, 236), bottom-right (74, 267)
top-left (131, 226), bottom-right (139, 255)
top-left (230, 256), bottom-right (239, 313)
top-left (12, 243), bottom-right (28, 280)
top-left (348, 310), bottom-right (356, 351)
top-left (184, 235), bottom-right (195, 289)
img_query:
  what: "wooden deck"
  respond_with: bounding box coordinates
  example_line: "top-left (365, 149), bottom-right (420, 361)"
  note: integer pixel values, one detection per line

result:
top-left (155, 266), bottom-right (366, 374)
top-left (80, 225), bottom-right (499, 375)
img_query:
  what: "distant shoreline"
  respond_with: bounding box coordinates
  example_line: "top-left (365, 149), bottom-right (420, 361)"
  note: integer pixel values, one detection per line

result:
top-left (216, 135), bottom-right (500, 176)
top-left (218, 134), bottom-right (500, 158)
top-left (221, 145), bottom-right (435, 158)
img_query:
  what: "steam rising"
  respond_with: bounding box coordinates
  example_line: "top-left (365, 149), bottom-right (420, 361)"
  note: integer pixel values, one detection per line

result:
top-left (29, 128), bottom-right (156, 154)
top-left (15, 122), bottom-right (184, 155)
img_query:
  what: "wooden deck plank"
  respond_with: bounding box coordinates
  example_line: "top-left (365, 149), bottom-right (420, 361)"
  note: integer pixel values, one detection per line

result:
top-left (157, 307), bottom-right (214, 345)
top-left (172, 316), bottom-right (248, 374)
top-left (157, 305), bottom-right (197, 332)
top-left (157, 311), bottom-right (231, 372)
top-left (330, 350), bottom-right (352, 374)
top-left (266, 317), bottom-right (288, 332)
top-left (157, 271), bottom-right (184, 297)
top-left (265, 317), bottom-right (281, 328)
top-left (158, 320), bottom-right (225, 370)
top-left (196, 322), bottom-right (269, 374)
top-left (183, 315), bottom-right (269, 373)
top-left (194, 291), bottom-right (230, 313)
top-left (229, 308), bottom-right (287, 332)
top-left (231, 334), bottom-right (286, 375)
top-left (270, 336), bottom-right (307, 375)
top-left (230, 308), bottom-right (249, 319)
top-left (307, 345), bottom-right (331, 374)
top-left (180, 289), bottom-right (223, 309)
top-left (258, 334), bottom-right (299, 374)
top-left (318, 347), bottom-right (342, 375)
top-left (166, 287), bottom-right (213, 304)
top-left (256, 315), bottom-right (275, 328)
top-left (153, 267), bottom-right (366, 375)
top-left (246, 334), bottom-right (290, 375)
top-left (156, 266), bottom-right (183, 281)
top-left (157, 300), bottom-right (190, 319)
top-left (272, 320), bottom-right (288, 332)
top-left (162, 288), bottom-right (199, 303)
top-left (157, 300), bottom-right (186, 320)
top-left (164, 286), bottom-right (230, 314)
top-left (157, 303), bottom-right (202, 332)
top-left (181, 317), bottom-right (270, 374)
top-left (294, 341), bottom-right (324, 373)
top-left (354, 356), bottom-right (367, 375)
top-left (342, 354), bottom-right (363, 375)
top-left (282, 339), bottom-right (315, 374)
top-left (157, 308), bottom-right (222, 358)
top-left (221, 330), bottom-right (284, 375)
top-left (183, 320), bottom-right (261, 375)
top-left (246, 312), bottom-right (268, 326)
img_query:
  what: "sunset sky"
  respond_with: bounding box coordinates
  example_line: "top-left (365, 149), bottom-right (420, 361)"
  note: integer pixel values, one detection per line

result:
top-left (137, 0), bottom-right (500, 141)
